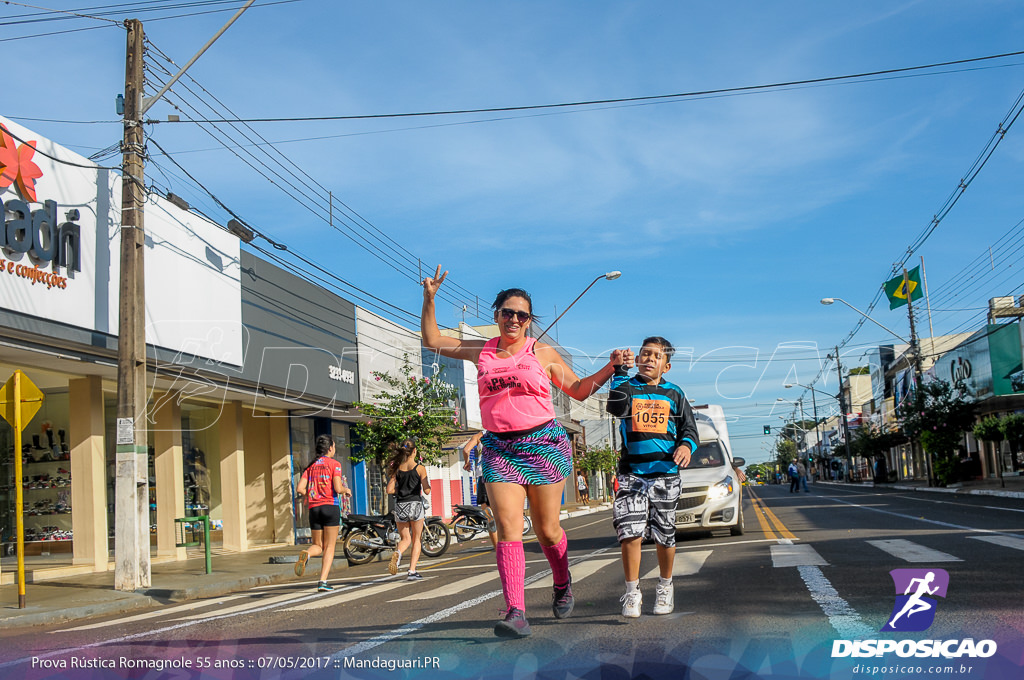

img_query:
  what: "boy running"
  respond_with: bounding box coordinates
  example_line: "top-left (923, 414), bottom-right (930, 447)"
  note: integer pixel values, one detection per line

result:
top-left (607, 337), bottom-right (699, 618)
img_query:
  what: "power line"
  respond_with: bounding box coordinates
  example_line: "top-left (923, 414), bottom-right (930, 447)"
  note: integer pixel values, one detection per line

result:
top-left (144, 49), bottom-right (1024, 125)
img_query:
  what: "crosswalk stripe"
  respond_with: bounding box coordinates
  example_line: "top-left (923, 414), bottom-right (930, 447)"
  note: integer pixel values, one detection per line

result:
top-left (867, 539), bottom-right (961, 562)
top-left (771, 542), bottom-right (827, 567)
top-left (172, 590), bottom-right (305, 620)
top-left (53, 593), bottom-right (252, 633)
top-left (390, 570), bottom-right (498, 602)
top-left (282, 581), bottom-right (408, 611)
top-left (527, 556), bottom-right (620, 589)
top-left (967, 534), bottom-right (1024, 552)
top-left (641, 550), bottom-right (712, 580)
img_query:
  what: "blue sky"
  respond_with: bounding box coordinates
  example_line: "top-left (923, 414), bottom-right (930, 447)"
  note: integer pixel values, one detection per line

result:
top-left (6, 1), bottom-right (1024, 464)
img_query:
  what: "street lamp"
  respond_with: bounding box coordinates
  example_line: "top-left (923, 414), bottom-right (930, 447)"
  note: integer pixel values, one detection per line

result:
top-left (820, 297), bottom-right (911, 344)
top-left (785, 382), bottom-right (834, 469)
top-left (536, 271), bottom-right (621, 340)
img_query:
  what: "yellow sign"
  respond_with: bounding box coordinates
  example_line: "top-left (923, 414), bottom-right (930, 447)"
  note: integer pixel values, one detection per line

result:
top-left (0, 370), bottom-right (44, 430)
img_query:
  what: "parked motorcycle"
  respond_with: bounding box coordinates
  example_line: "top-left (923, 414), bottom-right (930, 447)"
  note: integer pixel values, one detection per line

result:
top-left (451, 504), bottom-right (532, 542)
top-left (342, 512), bottom-right (451, 565)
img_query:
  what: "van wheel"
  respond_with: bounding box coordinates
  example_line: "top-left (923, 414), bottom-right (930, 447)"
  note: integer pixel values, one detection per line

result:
top-left (729, 505), bottom-right (744, 536)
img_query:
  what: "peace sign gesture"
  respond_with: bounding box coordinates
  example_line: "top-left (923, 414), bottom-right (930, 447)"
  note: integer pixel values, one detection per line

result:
top-left (422, 264), bottom-right (448, 302)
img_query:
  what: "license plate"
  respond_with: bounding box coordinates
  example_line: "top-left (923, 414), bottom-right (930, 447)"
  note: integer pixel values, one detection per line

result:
top-left (677, 514), bottom-right (695, 524)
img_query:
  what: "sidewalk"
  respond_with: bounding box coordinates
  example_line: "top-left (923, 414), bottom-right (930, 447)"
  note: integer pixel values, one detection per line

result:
top-left (0, 503), bottom-right (611, 630)
top-left (817, 472), bottom-right (1024, 500)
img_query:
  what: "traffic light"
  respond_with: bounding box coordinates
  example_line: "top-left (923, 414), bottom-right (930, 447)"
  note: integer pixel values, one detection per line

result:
top-left (763, 425), bottom-right (771, 435)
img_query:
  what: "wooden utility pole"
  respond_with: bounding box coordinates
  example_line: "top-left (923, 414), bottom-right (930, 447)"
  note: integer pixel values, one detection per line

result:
top-left (116, 18), bottom-right (151, 591)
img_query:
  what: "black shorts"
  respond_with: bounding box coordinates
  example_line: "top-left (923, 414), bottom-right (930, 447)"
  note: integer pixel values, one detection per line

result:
top-left (476, 478), bottom-right (489, 506)
top-left (309, 505), bottom-right (341, 530)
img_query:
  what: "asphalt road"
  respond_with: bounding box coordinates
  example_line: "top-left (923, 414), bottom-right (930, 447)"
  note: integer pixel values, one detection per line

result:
top-left (2, 483), bottom-right (1022, 679)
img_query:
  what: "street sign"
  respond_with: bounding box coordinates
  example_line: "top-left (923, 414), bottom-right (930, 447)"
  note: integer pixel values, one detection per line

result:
top-left (0, 370), bottom-right (44, 430)
top-left (0, 370), bottom-right (44, 608)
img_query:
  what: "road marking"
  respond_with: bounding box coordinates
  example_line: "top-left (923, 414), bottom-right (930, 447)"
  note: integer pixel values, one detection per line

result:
top-left (771, 543), bottom-right (827, 567)
top-left (798, 565), bottom-right (874, 639)
top-left (867, 539), bottom-right (961, 562)
top-left (330, 544), bottom-right (617, 659)
top-left (529, 555), bottom-right (620, 589)
top-left (51, 593), bottom-right (252, 633)
top-left (641, 550), bottom-right (712, 579)
top-left (748, 489), bottom-right (797, 540)
top-left (171, 589), bottom-right (316, 621)
top-left (283, 580), bottom-right (408, 611)
top-left (967, 534), bottom-right (1024, 551)
top-left (391, 570), bottom-right (498, 601)
top-left (823, 494), bottom-right (1020, 539)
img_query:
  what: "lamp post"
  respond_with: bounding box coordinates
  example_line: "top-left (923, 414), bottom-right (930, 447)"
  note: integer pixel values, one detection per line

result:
top-left (785, 382), bottom-right (838, 479)
top-left (535, 271), bottom-right (621, 341)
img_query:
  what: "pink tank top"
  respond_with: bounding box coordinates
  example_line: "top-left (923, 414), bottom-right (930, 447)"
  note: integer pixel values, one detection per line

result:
top-left (477, 337), bottom-right (556, 433)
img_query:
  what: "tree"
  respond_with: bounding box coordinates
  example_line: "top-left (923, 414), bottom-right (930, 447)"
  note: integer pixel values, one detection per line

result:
top-left (352, 360), bottom-right (460, 511)
top-left (898, 378), bottom-right (975, 486)
top-left (1000, 414), bottom-right (1024, 471)
top-left (746, 462), bottom-right (774, 483)
top-left (774, 438), bottom-right (797, 468)
top-left (576, 445), bottom-right (618, 477)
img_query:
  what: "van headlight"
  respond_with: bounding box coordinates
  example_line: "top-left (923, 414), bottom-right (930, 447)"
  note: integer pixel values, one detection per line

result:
top-left (707, 476), bottom-right (734, 500)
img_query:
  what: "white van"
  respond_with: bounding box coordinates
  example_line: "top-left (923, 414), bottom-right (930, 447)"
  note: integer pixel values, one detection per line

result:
top-left (675, 404), bottom-right (746, 536)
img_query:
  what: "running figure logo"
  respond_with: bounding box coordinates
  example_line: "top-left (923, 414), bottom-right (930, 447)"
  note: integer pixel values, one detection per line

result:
top-left (881, 568), bottom-right (950, 632)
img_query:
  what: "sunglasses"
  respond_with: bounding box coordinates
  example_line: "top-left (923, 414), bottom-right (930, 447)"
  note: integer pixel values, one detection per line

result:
top-left (498, 308), bottom-right (531, 323)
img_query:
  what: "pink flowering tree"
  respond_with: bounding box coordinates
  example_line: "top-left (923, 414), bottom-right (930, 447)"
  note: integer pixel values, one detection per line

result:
top-left (352, 359), bottom-right (460, 510)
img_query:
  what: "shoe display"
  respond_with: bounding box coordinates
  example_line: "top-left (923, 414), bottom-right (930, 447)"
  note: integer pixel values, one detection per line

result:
top-left (294, 550), bottom-right (309, 577)
top-left (388, 551), bottom-right (401, 575)
top-left (620, 590), bottom-right (642, 618)
top-left (653, 583), bottom-right (674, 615)
top-left (494, 607), bottom-right (531, 638)
top-left (317, 581), bottom-right (333, 592)
top-left (552, 577), bottom-right (574, 619)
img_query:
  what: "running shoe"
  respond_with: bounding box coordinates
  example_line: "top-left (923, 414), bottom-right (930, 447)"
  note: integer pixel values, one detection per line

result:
top-left (388, 551), bottom-right (401, 575)
top-left (552, 577), bottom-right (574, 619)
top-left (620, 590), bottom-right (642, 618)
top-left (653, 582), bottom-right (674, 615)
top-left (294, 550), bottom-right (309, 577)
top-left (494, 608), bottom-right (531, 638)
top-left (406, 571), bottom-right (423, 581)
top-left (317, 581), bottom-right (333, 592)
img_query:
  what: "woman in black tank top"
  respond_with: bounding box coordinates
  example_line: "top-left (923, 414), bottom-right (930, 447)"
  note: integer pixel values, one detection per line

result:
top-left (385, 439), bottom-right (431, 580)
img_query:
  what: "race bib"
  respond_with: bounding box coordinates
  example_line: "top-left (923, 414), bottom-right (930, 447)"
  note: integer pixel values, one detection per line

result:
top-left (631, 399), bottom-right (669, 434)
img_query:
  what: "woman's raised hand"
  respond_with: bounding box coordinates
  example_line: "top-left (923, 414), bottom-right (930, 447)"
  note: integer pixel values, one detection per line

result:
top-left (422, 264), bottom-right (448, 301)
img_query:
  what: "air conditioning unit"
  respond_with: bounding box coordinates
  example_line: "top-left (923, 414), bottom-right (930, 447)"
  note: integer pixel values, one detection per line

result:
top-left (989, 296), bottom-right (1024, 319)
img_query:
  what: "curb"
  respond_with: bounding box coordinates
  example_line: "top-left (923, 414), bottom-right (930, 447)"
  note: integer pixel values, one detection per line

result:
top-left (0, 592), bottom-right (156, 629)
top-left (819, 480), bottom-right (1024, 500)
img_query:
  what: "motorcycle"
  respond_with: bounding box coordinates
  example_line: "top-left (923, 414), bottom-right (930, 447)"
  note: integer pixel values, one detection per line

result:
top-left (342, 512), bottom-right (451, 565)
top-left (451, 504), bottom-right (532, 542)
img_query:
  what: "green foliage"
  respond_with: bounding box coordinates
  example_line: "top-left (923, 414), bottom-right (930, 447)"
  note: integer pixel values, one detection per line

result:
top-left (351, 360), bottom-right (461, 472)
top-left (1000, 414), bottom-right (1024, 449)
top-left (973, 415), bottom-right (1004, 444)
top-left (848, 366), bottom-right (871, 376)
top-left (775, 438), bottom-right (797, 465)
top-left (576, 446), bottom-right (618, 476)
top-left (851, 426), bottom-right (905, 459)
top-left (931, 449), bottom-right (960, 487)
top-left (746, 462), bottom-right (773, 482)
top-left (898, 378), bottom-right (975, 459)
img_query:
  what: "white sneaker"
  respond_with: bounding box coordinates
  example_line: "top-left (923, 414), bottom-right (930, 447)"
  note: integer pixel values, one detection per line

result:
top-left (653, 583), bottom-right (674, 615)
top-left (620, 590), bottom-right (642, 618)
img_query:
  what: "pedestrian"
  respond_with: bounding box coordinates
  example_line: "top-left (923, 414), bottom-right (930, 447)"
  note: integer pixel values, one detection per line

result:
top-left (385, 438), bottom-right (431, 580)
top-left (606, 337), bottom-right (699, 618)
top-left (788, 461), bottom-right (800, 493)
top-left (576, 471), bottom-right (590, 504)
top-left (462, 432), bottom-right (497, 549)
top-left (421, 266), bottom-right (623, 639)
top-left (294, 434), bottom-right (353, 592)
top-left (797, 460), bottom-right (809, 493)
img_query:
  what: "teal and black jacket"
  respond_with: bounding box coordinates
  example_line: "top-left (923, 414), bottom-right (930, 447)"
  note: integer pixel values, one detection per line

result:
top-left (606, 366), bottom-right (699, 477)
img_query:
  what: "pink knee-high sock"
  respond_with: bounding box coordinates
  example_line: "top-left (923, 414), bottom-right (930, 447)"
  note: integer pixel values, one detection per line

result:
top-left (541, 530), bottom-right (570, 586)
top-left (496, 541), bottom-right (526, 611)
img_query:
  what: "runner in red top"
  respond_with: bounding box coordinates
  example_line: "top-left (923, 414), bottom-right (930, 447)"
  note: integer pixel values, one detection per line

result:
top-left (294, 435), bottom-right (352, 592)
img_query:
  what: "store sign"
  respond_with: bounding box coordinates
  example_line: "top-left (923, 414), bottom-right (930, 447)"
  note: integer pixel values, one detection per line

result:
top-left (1, 125), bottom-right (82, 287)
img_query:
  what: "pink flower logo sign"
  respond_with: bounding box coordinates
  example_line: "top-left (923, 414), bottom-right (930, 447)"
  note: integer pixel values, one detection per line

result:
top-left (0, 125), bottom-right (44, 202)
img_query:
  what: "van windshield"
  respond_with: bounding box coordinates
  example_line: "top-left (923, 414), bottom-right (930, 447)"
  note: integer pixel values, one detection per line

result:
top-left (686, 441), bottom-right (726, 470)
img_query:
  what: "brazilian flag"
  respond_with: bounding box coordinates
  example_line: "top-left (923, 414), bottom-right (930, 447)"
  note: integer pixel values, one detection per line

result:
top-left (884, 266), bottom-right (924, 310)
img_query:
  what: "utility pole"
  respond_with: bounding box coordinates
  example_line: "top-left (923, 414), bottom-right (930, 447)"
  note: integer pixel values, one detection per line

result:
top-left (902, 267), bottom-right (931, 486)
top-left (115, 18), bottom-right (150, 591)
top-left (834, 347), bottom-right (855, 482)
